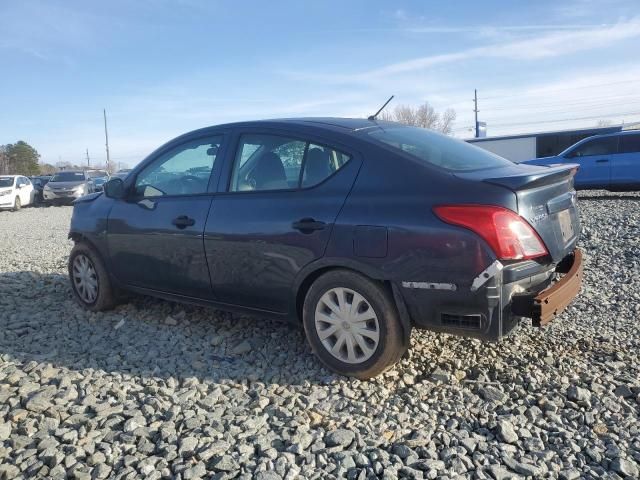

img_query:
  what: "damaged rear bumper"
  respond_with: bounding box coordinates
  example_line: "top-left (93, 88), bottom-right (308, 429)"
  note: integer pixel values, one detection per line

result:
top-left (511, 248), bottom-right (583, 326)
top-left (397, 248), bottom-right (584, 341)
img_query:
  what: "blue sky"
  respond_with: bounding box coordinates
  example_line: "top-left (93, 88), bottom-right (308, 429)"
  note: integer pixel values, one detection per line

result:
top-left (1, 0), bottom-right (639, 168)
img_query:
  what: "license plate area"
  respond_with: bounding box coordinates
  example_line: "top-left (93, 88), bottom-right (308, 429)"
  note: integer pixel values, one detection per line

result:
top-left (557, 209), bottom-right (574, 244)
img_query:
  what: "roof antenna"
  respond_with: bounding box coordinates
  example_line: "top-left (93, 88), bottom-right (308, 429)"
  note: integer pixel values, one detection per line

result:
top-left (368, 95), bottom-right (394, 121)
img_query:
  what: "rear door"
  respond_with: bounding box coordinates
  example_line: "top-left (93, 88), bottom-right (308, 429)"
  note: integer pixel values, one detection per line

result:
top-left (204, 129), bottom-right (361, 313)
top-left (563, 136), bottom-right (618, 189)
top-left (107, 133), bottom-right (226, 299)
top-left (612, 133), bottom-right (640, 189)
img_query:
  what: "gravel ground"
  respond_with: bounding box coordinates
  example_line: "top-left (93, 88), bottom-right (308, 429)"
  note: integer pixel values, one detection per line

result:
top-left (0, 192), bottom-right (639, 480)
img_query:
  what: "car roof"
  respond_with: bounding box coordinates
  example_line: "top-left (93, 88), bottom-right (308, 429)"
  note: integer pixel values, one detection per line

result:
top-left (593, 130), bottom-right (640, 138)
top-left (197, 117), bottom-right (396, 135)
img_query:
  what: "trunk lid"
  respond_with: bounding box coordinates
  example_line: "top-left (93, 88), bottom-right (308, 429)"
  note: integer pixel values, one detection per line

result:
top-left (455, 163), bottom-right (581, 263)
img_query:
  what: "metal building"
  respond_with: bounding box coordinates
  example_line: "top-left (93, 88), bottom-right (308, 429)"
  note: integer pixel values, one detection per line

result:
top-left (467, 123), bottom-right (640, 163)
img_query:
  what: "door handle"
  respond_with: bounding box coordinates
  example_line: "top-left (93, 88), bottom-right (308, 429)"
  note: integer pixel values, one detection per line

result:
top-left (292, 217), bottom-right (326, 233)
top-left (172, 215), bottom-right (196, 229)
top-left (596, 159), bottom-right (609, 163)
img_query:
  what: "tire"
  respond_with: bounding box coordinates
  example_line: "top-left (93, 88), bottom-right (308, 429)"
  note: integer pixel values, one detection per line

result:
top-left (68, 242), bottom-right (117, 311)
top-left (302, 270), bottom-right (407, 379)
top-left (12, 196), bottom-right (21, 211)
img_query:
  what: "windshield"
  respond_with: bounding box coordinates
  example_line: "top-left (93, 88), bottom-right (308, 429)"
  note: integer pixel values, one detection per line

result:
top-left (0, 177), bottom-right (14, 188)
top-left (51, 172), bottom-right (85, 182)
top-left (87, 170), bottom-right (108, 178)
top-left (367, 125), bottom-right (514, 171)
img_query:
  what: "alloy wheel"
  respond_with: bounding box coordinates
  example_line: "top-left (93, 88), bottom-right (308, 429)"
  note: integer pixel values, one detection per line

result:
top-left (314, 287), bottom-right (380, 364)
top-left (72, 254), bottom-right (99, 304)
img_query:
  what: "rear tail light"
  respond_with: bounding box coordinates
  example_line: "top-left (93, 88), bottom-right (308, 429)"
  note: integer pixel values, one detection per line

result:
top-left (433, 205), bottom-right (548, 260)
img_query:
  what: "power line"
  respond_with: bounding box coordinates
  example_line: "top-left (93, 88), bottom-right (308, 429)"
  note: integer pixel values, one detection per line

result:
top-left (478, 79), bottom-right (639, 101)
top-left (442, 80), bottom-right (639, 108)
top-left (485, 97), bottom-right (640, 112)
top-left (489, 111), bottom-right (640, 128)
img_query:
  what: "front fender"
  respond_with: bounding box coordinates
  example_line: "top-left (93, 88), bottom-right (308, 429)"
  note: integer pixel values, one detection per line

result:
top-left (68, 195), bottom-right (115, 266)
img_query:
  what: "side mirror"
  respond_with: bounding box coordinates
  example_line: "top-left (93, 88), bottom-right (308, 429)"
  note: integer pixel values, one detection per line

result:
top-left (104, 177), bottom-right (126, 199)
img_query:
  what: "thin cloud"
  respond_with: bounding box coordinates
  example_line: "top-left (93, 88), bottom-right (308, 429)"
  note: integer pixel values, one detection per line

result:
top-left (282, 18), bottom-right (640, 84)
top-left (403, 24), bottom-right (611, 34)
top-left (368, 18), bottom-right (640, 77)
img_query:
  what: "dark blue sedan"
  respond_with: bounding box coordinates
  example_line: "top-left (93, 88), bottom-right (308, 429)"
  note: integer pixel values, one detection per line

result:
top-left (68, 118), bottom-right (583, 378)
top-left (523, 130), bottom-right (640, 191)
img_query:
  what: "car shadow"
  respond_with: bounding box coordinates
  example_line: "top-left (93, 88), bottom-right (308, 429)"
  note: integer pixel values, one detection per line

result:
top-left (0, 271), bottom-right (338, 386)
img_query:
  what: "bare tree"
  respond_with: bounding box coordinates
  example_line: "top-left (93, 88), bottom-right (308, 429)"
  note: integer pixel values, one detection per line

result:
top-left (0, 145), bottom-right (8, 175)
top-left (380, 102), bottom-right (457, 134)
top-left (596, 119), bottom-right (613, 127)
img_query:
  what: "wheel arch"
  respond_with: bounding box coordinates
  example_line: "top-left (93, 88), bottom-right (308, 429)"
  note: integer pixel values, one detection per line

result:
top-left (292, 258), bottom-right (412, 346)
top-left (68, 232), bottom-right (111, 273)
top-left (69, 231), bottom-right (99, 250)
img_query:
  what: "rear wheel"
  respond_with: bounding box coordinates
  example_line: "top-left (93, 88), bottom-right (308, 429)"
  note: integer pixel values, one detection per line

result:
top-left (12, 196), bottom-right (21, 211)
top-left (68, 242), bottom-right (117, 311)
top-left (303, 270), bottom-right (406, 379)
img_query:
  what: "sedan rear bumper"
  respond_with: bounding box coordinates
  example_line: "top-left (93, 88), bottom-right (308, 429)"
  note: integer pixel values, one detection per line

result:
top-left (512, 248), bottom-right (583, 326)
top-left (398, 248), bottom-right (583, 341)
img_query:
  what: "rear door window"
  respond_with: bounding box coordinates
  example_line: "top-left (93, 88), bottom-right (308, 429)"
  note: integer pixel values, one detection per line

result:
top-left (230, 134), bottom-right (351, 192)
top-left (367, 125), bottom-right (514, 171)
top-left (302, 144), bottom-right (351, 187)
top-left (619, 134), bottom-right (640, 154)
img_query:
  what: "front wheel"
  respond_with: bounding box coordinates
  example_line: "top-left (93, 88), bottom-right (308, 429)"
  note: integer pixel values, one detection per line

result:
top-left (12, 196), bottom-right (21, 211)
top-left (68, 242), bottom-right (117, 311)
top-left (302, 270), bottom-right (407, 379)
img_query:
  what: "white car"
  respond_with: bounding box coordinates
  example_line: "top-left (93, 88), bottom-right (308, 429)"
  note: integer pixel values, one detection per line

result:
top-left (0, 175), bottom-right (35, 211)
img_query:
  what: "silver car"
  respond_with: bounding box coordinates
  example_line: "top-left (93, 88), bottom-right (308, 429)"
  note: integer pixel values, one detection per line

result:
top-left (43, 171), bottom-right (93, 203)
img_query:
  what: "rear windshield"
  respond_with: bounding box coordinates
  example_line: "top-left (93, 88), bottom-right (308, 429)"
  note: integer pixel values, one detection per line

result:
top-left (51, 172), bottom-right (85, 182)
top-left (367, 125), bottom-right (514, 171)
top-left (87, 170), bottom-right (108, 178)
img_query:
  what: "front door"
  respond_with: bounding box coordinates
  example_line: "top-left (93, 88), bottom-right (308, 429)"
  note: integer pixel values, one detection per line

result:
top-left (565, 136), bottom-right (618, 188)
top-left (204, 131), bottom-right (361, 313)
top-left (107, 134), bottom-right (225, 299)
top-left (17, 177), bottom-right (34, 205)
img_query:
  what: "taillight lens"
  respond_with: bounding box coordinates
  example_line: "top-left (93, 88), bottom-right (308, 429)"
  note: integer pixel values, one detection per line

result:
top-left (433, 205), bottom-right (548, 260)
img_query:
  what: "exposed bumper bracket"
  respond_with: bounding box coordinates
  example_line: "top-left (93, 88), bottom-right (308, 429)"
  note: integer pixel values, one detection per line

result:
top-left (470, 260), bottom-right (503, 292)
top-left (511, 249), bottom-right (584, 326)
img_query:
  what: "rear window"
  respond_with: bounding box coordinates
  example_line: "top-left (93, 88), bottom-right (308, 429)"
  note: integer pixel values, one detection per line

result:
top-left (51, 172), bottom-right (85, 182)
top-left (620, 134), bottom-right (640, 154)
top-left (367, 126), bottom-right (514, 171)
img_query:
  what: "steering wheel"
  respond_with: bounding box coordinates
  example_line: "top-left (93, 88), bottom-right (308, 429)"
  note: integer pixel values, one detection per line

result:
top-left (180, 175), bottom-right (206, 194)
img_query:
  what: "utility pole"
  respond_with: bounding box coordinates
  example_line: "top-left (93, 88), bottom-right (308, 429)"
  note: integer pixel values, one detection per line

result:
top-left (474, 89), bottom-right (479, 138)
top-left (103, 109), bottom-right (111, 172)
top-left (85, 148), bottom-right (90, 168)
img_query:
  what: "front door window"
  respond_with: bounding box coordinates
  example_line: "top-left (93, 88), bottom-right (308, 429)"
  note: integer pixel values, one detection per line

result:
top-left (135, 136), bottom-right (223, 197)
